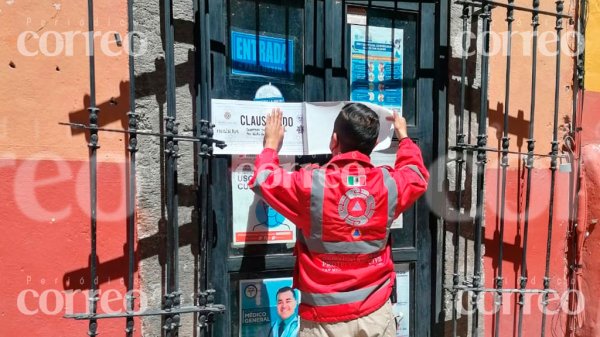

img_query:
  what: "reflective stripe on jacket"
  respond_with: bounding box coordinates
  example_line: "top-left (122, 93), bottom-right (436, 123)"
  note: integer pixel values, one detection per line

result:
top-left (249, 138), bottom-right (429, 323)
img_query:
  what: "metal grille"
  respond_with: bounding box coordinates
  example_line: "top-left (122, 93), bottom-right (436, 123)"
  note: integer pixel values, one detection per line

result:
top-left (447, 0), bottom-right (585, 336)
top-left (62, 0), bottom-right (225, 336)
top-left (57, 0), bottom-right (588, 336)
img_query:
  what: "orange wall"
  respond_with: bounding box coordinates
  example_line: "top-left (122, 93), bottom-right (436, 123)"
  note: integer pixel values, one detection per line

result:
top-left (487, 3), bottom-right (574, 167)
top-left (0, 1), bottom-right (138, 336)
top-left (584, 2), bottom-right (600, 93)
top-left (0, 0), bottom-right (131, 161)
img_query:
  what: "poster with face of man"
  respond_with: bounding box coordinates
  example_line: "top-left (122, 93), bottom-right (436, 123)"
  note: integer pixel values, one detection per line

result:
top-left (240, 278), bottom-right (300, 337)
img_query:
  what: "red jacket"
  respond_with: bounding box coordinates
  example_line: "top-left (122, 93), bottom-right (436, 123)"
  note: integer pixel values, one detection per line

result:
top-left (249, 138), bottom-right (429, 322)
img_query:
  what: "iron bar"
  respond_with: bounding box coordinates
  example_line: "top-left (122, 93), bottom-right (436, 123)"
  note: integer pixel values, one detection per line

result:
top-left (193, 0), bottom-right (216, 334)
top-left (285, 1), bottom-right (290, 77)
top-left (255, 0), bottom-right (260, 70)
top-left (566, 2), bottom-right (585, 329)
top-left (493, 2), bottom-right (514, 336)
top-left (471, 3), bottom-right (492, 337)
top-left (58, 122), bottom-right (225, 146)
top-left (517, 2), bottom-right (539, 336)
top-left (163, 0), bottom-right (181, 333)
top-left (126, 0), bottom-right (137, 334)
top-left (449, 286), bottom-right (558, 294)
top-left (455, 0), bottom-right (572, 19)
top-left (449, 144), bottom-right (566, 159)
top-left (540, 1), bottom-right (563, 336)
top-left (192, 0), bottom-right (207, 334)
top-left (452, 5), bottom-right (470, 337)
top-left (65, 305), bottom-right (226, 320)
top-left (86, 0), bottom-right (99, 335)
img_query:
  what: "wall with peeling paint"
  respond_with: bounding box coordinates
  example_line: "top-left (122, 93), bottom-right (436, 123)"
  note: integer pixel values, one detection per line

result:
top-left (572, 1), bottom-right (600, 334)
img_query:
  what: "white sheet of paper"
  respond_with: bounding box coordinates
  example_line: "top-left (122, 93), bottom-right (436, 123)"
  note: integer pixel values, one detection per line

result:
top-left (362, 102), bottom-right (396, 152)
top-left (212, 99), bottom-right (395, 155)
top-left (370, 141), bottom-right (403, 229)
top-left (303, 101), bottom-right (346, 155)
top-left (303, 101), bottom-right (395, 155)
top-left (212, 99), bottom-right (304, 155)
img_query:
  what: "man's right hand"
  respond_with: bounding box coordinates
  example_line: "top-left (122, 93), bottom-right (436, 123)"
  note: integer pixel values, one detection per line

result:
top-left (263, 108), bottom-right (285, 152)
top-left (386, 110), bottom-right (408, 140)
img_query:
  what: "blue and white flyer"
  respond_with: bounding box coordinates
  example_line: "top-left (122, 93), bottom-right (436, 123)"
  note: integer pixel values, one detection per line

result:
top-left (350, 25), bottom-right (403, 113)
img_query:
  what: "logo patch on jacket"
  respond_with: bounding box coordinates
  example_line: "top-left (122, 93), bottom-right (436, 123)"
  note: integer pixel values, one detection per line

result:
top-left (338, 188), bottom-right (375, 226)
top-left (346, 175), bottom-right (366, 187)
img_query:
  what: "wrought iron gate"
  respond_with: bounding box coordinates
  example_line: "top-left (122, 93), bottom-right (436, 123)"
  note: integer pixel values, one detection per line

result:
top-left (63, 0), bottom-right (226, 336)
top-left (446, 0), bottom-right (585, 336)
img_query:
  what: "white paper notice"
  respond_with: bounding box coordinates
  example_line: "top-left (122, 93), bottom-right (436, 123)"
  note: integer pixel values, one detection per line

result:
top-left (303, 101), bottom-right (395, 155)
top-left (364, 102), bottom-right (396, 152)
top-left (212, 99), bottom-right (304, 155)
top-left (231, 155), bottom-right (297, 246)
top-left (303, 102), bottom-right (346, 155)
top-left (370, 141), bottom-right (402, 229)
top-left (212, 99), bottom-right (394, 155)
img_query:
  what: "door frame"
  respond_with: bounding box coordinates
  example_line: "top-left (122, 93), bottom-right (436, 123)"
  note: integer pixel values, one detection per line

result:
top-left (203, 1), bottom-right (448, 336)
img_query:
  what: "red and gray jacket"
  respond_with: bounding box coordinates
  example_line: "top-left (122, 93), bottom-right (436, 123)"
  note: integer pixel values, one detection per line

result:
top-left (248, 138), bottom-right (429, 323)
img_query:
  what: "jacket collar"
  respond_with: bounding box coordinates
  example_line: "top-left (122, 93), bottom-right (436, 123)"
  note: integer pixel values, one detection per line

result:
top-left (326, 151), bottom-right (373, 168)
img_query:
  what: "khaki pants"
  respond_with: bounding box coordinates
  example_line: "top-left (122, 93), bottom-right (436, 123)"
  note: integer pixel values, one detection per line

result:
top-left (299, 300), bottom-right (396, 337)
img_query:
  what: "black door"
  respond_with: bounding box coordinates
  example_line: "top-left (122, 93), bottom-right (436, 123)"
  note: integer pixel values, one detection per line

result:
top-left (206, 1), bottom-right (441, 336)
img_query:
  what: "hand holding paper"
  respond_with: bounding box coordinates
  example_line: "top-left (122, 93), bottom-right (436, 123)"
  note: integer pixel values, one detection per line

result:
top-left (302, 101), bottom-right (396, 154)
top-left (385, 110), bottom-right (408, 140)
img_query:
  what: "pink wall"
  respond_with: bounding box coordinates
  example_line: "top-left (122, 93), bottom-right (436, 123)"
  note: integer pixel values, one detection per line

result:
top-left (571, 90), bottom-right (600, 336)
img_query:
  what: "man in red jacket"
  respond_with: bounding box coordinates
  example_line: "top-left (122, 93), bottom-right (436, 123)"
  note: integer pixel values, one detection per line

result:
top-left (249, 103), bottom-right (429, 337)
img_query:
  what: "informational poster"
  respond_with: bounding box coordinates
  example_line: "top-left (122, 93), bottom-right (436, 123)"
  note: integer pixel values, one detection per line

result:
top-left (231, 30), bottom-right (295, 77)
top-left (240, 278), bottom-right (300, 337)
top-left (231, 155), bottom-right (297, 246)
top-left (370, 141), bottom-right (403, 229)
top-left (350, 25), bottom-right (403, 112)
top-left (393, 265), bottom-right (411, 337)
top-left (212, 99), bottom-right (305, 155)
top-left (211, 99), bottom-right (395, 155)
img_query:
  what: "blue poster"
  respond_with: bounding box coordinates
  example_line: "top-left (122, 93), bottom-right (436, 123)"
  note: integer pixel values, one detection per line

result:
top-left (350, 25), bottom-right (403, 112)
top-left (240, 278), bottom-right (300, 337)
top-left (231, 30), bottom-right (295, 77)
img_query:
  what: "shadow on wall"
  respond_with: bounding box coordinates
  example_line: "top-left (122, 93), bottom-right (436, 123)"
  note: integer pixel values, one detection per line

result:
top-left (61, 1), bottom-right (211, 311)
top-left (442, 8), bottom-right (555, 336)
top-left (61, 218), bottom-right (199, 291)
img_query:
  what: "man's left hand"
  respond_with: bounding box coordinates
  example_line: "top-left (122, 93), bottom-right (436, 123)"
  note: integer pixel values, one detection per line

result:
top-left (264, 108), bottom-right (285, 152)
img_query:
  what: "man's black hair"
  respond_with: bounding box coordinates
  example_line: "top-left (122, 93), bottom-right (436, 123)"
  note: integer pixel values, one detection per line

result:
top-left (276, 286), bottom-right (296, 300)
top-left (333, 103), bottom-right (380, 155)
